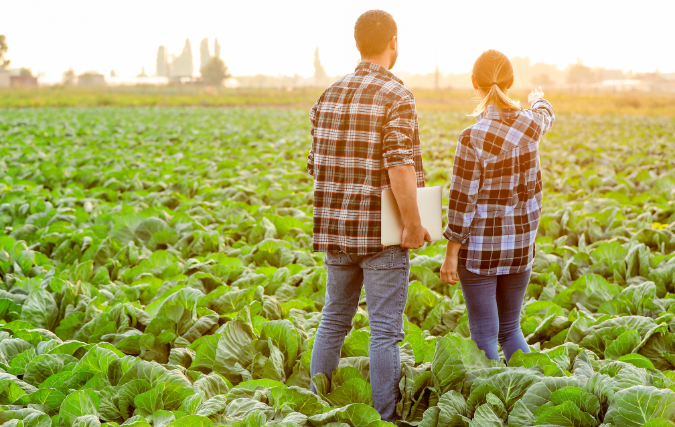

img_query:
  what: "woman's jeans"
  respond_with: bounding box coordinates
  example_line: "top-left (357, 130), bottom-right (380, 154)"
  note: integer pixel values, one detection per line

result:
top-left (457, 264), bottom-right (531, 363)
top-left (310, 245), bottom-right (409, 422)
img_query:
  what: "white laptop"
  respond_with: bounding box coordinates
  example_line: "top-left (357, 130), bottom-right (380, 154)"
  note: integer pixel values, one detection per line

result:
top-left (381, 186), bottom-right (444, 246)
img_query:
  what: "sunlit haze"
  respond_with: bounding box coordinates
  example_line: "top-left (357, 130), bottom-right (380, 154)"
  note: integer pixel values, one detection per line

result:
top-left (1, 0), bottom-right (672, 82)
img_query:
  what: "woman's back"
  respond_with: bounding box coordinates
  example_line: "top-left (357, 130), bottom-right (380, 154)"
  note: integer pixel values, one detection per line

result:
top-left (446, 99), bottom-right (555, 275)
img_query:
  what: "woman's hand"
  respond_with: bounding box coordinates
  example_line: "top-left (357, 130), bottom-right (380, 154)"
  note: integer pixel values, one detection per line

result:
top-left (441, 240), bottom-right (462, 284)
top-left (440, 254), bottom-right (459, 284)
top-left (528, 86), bottom-right (544, 106)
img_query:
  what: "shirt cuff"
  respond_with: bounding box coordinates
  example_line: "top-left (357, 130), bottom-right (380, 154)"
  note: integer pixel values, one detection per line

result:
top-left (383, 149), bottom-right (415, 169)
top-left (531, 98), bottom-right (553, 112)
top-left (443, 226), bottom-right (469, 244)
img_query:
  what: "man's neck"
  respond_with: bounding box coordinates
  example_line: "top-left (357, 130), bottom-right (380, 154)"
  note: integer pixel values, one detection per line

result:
top-left (360, 56), bottom-right (390, 70)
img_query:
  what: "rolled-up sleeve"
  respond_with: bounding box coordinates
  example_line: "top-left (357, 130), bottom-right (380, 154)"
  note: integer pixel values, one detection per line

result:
top-left (382, 96), bottom-right (417, 169)
top-left (444, 134), bottom-right (481, 243)
top-left (307, 101), bottom-right (318, 177)
top-left (530, 98), bottom-right (555, 137)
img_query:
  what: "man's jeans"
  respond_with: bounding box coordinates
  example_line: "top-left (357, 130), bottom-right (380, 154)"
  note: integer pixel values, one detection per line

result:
top-left (457, 264), bottom-right (531, 363)
top-left (310, 245), bottom-right (409, 422)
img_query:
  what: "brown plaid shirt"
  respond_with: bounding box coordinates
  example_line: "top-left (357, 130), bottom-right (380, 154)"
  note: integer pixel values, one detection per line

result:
top-left (307, 62), bottom-right (425, 255)
top-left (445, 100), bottom-right (555, 275)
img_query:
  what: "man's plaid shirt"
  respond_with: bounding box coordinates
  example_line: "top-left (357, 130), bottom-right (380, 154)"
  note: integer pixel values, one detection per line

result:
top-left (307, 62), bottom-right (425, 255)
top-left (445, 99), bottom-right (555, 275)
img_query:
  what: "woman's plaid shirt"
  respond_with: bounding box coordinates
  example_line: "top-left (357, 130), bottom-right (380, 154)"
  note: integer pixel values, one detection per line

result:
top-left (307, 62), bottom-right (425, 255)
top-left (445, 99), bottom-right (555, 275)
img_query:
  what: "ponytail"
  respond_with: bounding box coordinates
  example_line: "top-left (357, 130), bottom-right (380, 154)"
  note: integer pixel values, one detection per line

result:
top-left (470, 50), bottom-right (521, 118)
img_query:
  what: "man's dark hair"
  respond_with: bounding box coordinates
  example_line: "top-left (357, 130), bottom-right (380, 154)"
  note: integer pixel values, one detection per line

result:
top-left (354, 10), bottom-right (397, 57)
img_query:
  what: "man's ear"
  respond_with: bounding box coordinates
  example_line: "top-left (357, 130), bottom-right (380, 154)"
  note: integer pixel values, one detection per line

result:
top-left (390, 36), bottom-right (397, 50)
top-left (471, 75), bottom-right (479, 90)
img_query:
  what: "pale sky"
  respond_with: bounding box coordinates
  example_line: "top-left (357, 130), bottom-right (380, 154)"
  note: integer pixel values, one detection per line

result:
top-left (1, 0), bottom-right (672, 80)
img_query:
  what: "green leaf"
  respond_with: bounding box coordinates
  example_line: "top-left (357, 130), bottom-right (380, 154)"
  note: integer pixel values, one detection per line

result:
top-left (59, 389), bottom-right (100, 427)
top-left (269, 386), bottom-right (325, 416)
top-left (259, 319), bottom-right (301, 374)
top-left (617, 353), bottom-right (655, 369)
top-left (535, 400), bottom-right (596, 427)
top-left (134, 386), bottom-right (164, 417)
top-left (508, 351), bottom-right (564, 376)
top-left (213, 309), bottom-right (256, 383)
top-left (431, 335), bottom-right (501, 395)
top-left (342, 328), bottom-right (370, 358)
top-left (192, 372), bottom-right (230, 399)
top-left (471, 403), bottom-right (504, 427)
top-left (118, 379), bottom-right (151, 419)
top-left (605, 386), bottom-right (675, 427)
top-left (166, 415), bottom-right (213, 427)
top-left (642, 419), bottom-right (675, 427)
top-left (467, 367), bottom-right (542, 415)
top-left (325, 377), bottom-right (373, 407)
top-left (73, 346), bottom-right (120, 376)
top-left (605, 329), bottom-right (641, 360)
top-left (29, 388), bottom-right (67, 409)
top-left (549, 386), bottom-right (601, 418)
top-left (0, 298), bottom-right (22, 322)
top-left (23, 353), bottom-right (78, 386)
top-left (307, 403), bottom-right (381, 427)
top-left (20, 289), bottom-right (58, 330)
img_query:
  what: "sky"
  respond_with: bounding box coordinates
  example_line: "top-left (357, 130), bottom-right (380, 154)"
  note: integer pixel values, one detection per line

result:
top-left (1, 0), bottom-right (672, 81)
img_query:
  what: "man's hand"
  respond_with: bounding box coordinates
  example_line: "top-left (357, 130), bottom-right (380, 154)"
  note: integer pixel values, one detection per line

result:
top-left (388, 165), bottom-right (430, 249)
top-left (440, 240), bottom-right (462, 284)
top-left (402, 224), bottom-right (432, 249)
top-left (528, 86), bottom-right (544, 106)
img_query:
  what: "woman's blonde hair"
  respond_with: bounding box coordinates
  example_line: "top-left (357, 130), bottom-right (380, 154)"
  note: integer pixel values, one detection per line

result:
top-left (471, 50), bottom-right (521, 118)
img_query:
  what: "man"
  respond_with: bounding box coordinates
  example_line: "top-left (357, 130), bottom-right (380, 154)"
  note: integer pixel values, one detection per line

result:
top-left (306, 9), bottom-right (429, 422)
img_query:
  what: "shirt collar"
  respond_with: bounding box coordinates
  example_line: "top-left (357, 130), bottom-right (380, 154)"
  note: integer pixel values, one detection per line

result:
top-left (356, 61), bottom-right (404, 85)
top-left (480, 104), bottom-right (521, 121)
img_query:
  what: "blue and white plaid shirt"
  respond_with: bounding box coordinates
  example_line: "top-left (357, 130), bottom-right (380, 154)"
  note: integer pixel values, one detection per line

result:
top-left (444, 99), bottom-right (555, 275)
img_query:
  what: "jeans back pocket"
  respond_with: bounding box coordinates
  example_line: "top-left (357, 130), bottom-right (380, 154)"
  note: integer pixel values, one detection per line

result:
top-left (363, 246), bottom-right (409, 270)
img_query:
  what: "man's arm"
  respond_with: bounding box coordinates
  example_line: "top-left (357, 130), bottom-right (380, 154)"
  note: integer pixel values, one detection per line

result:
top-left (388, 165), bottom-right (431, 249)
top-left (307, 101), bottom-right (319, 178)
top-left (382, 95), bottom-right (429, 249)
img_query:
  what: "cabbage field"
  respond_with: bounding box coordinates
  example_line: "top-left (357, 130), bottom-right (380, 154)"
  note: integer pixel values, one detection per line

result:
top-left (0, 107), bottom-right (674, 427)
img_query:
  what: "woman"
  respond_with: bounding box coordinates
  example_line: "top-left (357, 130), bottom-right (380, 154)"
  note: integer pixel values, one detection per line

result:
top-left (440, 49), bottom-right (555, 363)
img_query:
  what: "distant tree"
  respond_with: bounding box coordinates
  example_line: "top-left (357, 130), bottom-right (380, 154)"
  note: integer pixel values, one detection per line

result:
top-left (137, 67), bottom-right (148, 77)
top-left (214, 38), bottom-right (221, 58)
top-left (156, 46), bottom-right (168, 77)
top-left (200, 38), bottom-right (210, 70)
top-left (62, 68), bottom-right (76, 85)
top-left (567, 61), bottom-right (595, 85)
top-left (19, 68), bottom-right (33, 77)
top-left (200, 56), bottom-right (231, 86)
top-left (110, 70), bottom-right (116, 77)
top-left (0, 35), bottom-right (9, 69)
top-left (313, 47), bottom-right (328, 86)
top-left (170, 39), bottom-right (194, 77)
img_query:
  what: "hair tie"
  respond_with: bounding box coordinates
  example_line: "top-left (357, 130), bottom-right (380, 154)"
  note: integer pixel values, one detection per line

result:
top-left (491, 82), bottom-right (498, 86)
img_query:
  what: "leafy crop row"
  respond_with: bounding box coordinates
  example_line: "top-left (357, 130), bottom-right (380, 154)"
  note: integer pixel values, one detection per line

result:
top-left (0, 108), bottom-right (673, 427)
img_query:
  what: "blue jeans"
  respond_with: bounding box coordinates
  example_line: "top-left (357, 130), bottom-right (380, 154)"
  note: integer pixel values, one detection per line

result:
top-left (458, 264), bottom-right (531, 363)
top-left (310, 245), bottom-right (409, 422)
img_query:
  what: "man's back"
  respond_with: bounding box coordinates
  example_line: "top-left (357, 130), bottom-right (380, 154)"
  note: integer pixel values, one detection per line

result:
top-left (308, 61), bottom-right (425, 256)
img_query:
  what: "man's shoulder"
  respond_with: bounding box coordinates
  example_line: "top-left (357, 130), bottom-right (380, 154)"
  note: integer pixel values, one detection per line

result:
top-left (327, 70), bottom-right (413, 103)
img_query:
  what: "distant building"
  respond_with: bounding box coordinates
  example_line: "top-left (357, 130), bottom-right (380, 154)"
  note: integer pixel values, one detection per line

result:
top-left (78, 72), bottom-right (106, 87)
top-left (0, 69), bottom-right (9, 87)
top-left (10, 75), bottom-right (37, 87)
top-left (638, 72), bottom-right (675, 92)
